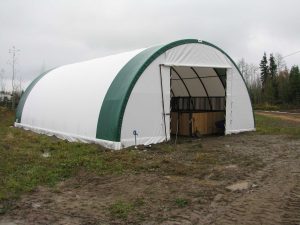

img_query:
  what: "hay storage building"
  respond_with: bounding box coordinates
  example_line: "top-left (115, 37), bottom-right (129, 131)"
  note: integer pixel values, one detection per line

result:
top-left (15, 39), bottom-right (255, 149)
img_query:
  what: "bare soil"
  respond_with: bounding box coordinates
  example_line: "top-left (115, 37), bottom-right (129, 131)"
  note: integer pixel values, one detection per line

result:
top-left (1, 113), bottom-right (300, 225)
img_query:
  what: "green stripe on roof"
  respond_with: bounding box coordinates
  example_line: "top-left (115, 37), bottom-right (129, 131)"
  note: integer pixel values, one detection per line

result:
top-left (96, 39), bottom-right (255, 142)
top-left (96, 39), bottom-right (200, 141)
top-left (96, 39), bottom-right (254, 142)
top-left (16, 39), bottom-right (254, 141)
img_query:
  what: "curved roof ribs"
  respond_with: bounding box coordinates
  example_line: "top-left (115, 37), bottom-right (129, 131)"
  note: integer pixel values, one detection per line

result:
top-left (190, 67), bottom-right (213, 110)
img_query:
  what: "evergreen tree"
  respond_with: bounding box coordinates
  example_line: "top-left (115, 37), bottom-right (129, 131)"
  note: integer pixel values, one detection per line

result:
top-left (269, 54), bottom-right (278, 101)
top-left (259, 52), bottom-right (269, 92)
top-left (269, 54), bottom-right (277, 79)
top-left (289, 65), bottom-right (300, 104)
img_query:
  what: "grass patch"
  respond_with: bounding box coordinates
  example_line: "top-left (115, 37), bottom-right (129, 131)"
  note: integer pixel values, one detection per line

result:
top-left (255, 113), bottom-right (300, 138)
top-left (194, 152), bottom-right (218, 164)
top-left (0, 108), bottom-right (146, 201)
top-left (109, 200), bottom-right (134, 219)
top-left (0, 107), bottom-right (291, 207)
top-left (254, 103), bottom-right (300, 111)
top-left (254, 103), bottom-right (280, 111)
top-left (174, 198), bottom-right (189, 208)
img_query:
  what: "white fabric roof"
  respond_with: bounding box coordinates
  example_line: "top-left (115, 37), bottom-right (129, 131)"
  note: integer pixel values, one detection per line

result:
top-left (15, 40), bottom-right (255, 149)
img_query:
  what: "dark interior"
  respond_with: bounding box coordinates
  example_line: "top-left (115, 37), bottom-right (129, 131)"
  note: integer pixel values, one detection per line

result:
top-left (169, 66), bottom-right (227, 137)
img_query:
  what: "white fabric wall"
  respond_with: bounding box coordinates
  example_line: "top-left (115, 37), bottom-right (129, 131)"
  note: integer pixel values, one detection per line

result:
top-left (121, 43), bottom-right (255, 148)
top-left (20, 49), bottom-right (145, 141)
top-left (225, 67), bottom-right (255, 133)
top-left (17, 41), bottom-right (254, 149)
top-left (120, 57), bottom-right (168, 147)
top-left (164, 43), bottom-right (231, 68)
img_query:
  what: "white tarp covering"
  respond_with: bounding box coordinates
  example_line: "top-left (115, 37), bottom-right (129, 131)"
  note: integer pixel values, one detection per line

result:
top-left (18, 49), bottom-right (144, 144)
top-left (225, 67), bottom-right (255, 134)
top-left (16, 41), bottom-right (255, 149)
top-left (120, 43), bottom-right (254, 148)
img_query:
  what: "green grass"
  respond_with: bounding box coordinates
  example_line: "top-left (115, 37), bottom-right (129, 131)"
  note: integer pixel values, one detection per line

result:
top-left (174, 198), bottom-right (189, 208)
top-left (254, 103), bottom-right (300, 111)
top-left (0, 108), bottom-right (143, 202)
top-left (109, 200), bottom-right (134, 219)
top-left (254, 103), bottom-right (280, 111)
top-left (255, 113), bottom-right (300, 138)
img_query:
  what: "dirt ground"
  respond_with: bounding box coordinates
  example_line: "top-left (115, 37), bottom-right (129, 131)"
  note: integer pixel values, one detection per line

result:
top-left (1, 114), bottom-right (300, 225)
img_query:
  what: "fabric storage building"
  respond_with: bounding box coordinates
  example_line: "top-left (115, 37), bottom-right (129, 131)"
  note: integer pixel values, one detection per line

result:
top-left (15, 39), bottom-right (255, 150)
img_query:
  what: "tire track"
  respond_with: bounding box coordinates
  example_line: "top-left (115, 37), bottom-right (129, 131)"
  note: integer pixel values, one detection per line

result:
top-left (281, 176), bottom-right (300, 225)
top-left (212, 143), bottom-right (300, 225)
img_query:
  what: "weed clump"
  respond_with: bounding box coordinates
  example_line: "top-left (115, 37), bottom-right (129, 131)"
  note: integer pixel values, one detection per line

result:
top-left (109, 200), bottom-right (134, 219)
top-left (174, 198), bottom-right (189, 208)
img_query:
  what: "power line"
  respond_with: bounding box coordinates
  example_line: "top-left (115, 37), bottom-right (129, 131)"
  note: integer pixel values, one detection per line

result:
top-left (283, 50), bottom-right (300, 58)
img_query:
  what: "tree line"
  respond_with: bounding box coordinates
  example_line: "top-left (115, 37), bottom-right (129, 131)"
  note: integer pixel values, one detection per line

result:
top-left (238, 53), bottom-right (300, 108)
top-left (0, 46), bottom-right (23, 109)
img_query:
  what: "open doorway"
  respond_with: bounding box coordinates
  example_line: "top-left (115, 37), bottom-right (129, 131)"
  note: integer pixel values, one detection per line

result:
top-left (169, 66), bottom-right (227, 137)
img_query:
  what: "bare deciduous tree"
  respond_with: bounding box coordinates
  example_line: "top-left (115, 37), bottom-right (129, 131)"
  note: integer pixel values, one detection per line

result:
top-left (275, 53), bottom-right (286, 73)
top-left (238, 58), bottom-right (262, 104)
top-left (237, 58), bottom-right (260, 87)
top-left (0, 69), bottom-right (6, 93)
top-left (15, 75), bottom-right (23, 93)
top-left (8, 46), bottom-right (20, 110)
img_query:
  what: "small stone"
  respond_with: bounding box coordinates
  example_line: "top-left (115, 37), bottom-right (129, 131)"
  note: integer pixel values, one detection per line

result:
top-left (214, 194), bottom-right (223, 202)
top-left (42, 152), bottom-right (50, 158)
top-left (32, 203), bottom-right (41, 209)
top-left (251, 183), bottom-right (258, 188)
top-left (210, 201), bottom-right (217, 208)
top-left (224, 164), bottom-right (238, 169)
top-left (225, 144), bottom-right (230, 148)
top-left (226, 181), bottom-right (250, 191)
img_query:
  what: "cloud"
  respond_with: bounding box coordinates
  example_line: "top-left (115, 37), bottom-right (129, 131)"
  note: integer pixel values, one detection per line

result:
top-left (0, 0), bottom-right (299, 86)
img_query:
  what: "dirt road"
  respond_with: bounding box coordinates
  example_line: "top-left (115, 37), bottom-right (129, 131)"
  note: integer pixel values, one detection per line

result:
top-left (1, 132), bottom-right (300, 225)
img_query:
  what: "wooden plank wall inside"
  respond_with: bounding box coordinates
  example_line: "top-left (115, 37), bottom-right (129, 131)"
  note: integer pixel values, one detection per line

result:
top-left (170, 112), bottom-right (190, 136)
top-left (192, 112), bottom-right (224, 135)
top-left (171, 112), bottom-right (225, 136)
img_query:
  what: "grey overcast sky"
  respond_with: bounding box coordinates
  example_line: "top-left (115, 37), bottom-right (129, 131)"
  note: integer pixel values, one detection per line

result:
top-left (0, 0), bottom-right (299, 87)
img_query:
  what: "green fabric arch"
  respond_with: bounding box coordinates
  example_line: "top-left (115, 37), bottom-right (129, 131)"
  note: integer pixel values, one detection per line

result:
top-left (96, 39), bottom-right (254, 142)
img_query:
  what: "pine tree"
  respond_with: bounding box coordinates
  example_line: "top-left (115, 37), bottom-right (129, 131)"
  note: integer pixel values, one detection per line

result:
top-left (269, 54), bottom-right (277, 79)
top-left (259, 52), bottom-right (269, 92)
top-left (269, 54), bottom-right (278, 102)
top-left (289, 65), bottom-right (300, 104)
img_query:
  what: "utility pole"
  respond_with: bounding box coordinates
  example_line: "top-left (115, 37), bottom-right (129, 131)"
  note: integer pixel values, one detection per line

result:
top-left (8, 46), bottom-right (20, 110)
